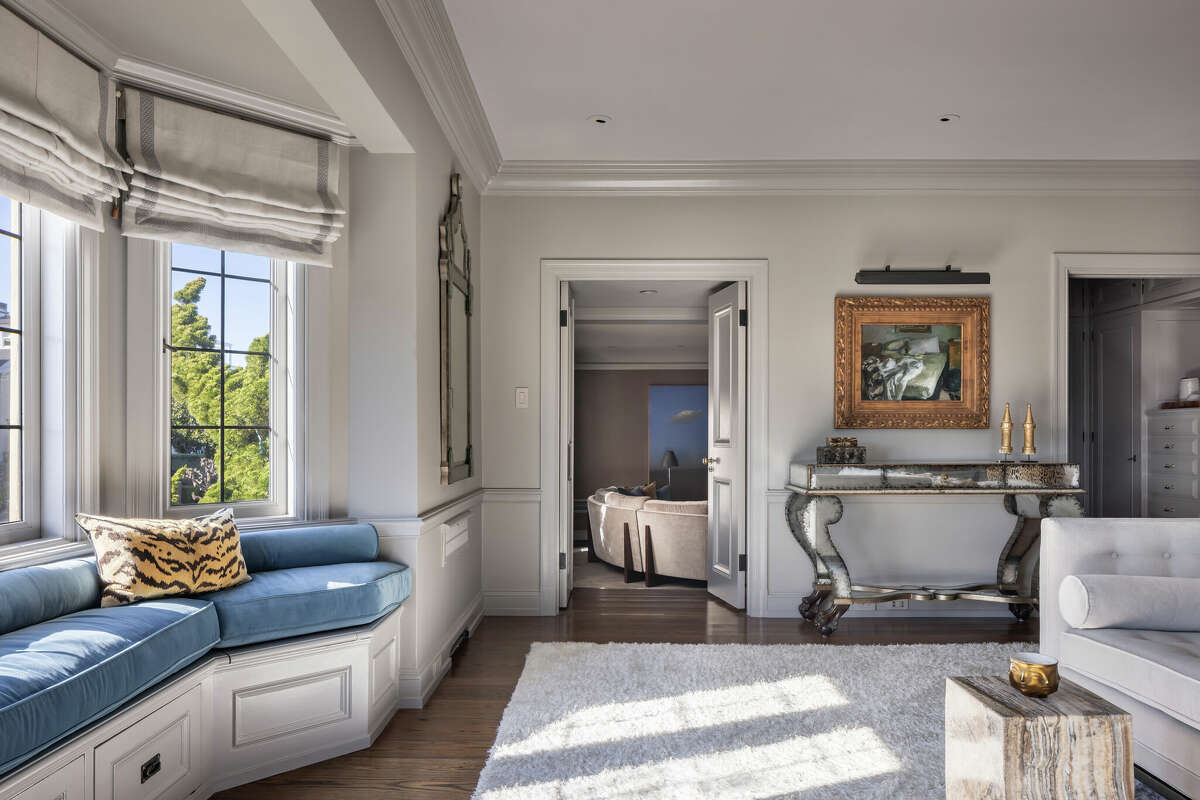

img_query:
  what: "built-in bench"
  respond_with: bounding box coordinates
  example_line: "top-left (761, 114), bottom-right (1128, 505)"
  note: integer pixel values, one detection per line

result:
top-left (0, 523), bottom-right (412, 800)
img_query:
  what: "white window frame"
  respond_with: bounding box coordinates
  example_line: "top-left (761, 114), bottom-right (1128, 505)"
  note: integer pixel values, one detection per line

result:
top-left (156, 243), bottom-right (304, 522)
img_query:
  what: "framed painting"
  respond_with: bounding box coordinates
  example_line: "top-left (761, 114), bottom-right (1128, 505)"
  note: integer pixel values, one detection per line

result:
top-left (834, 296), bottom-right (990, 428)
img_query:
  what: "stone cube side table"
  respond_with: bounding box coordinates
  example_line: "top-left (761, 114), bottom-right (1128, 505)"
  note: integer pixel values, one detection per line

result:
top-left (945, 676), bottom-right (1134, 799)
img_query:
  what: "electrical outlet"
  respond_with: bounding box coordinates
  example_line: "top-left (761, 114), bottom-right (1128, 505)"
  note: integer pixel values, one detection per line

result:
top-left (885, 599), bottom-right (908, 610)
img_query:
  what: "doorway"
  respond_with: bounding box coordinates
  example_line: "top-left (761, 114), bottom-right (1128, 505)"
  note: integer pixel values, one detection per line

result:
top-left (538, 260), bottom-right (768, 617)
top-left (1059, 255), bottom-right (1200, 519)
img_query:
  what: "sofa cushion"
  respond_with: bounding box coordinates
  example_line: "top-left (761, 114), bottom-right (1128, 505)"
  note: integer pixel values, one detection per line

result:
top-left (199, 561), bottom-right (411, 648)
top-left (1061, 627), bottom-right (1200, 727)
top-left (642, 499), bottom-right (707, 516)
top-left (0, 558), bottom-right (100, 635)
top-left (238, 523), bottom-right (379, 573)
top-left (75, 508), bottom-right (251, 606)
top-left (602, 492), bottom-right (649, 511)
top-left (1059, 574), bottom-right (1200, 631)
top-left (0, 598), bottom-right (218, 776)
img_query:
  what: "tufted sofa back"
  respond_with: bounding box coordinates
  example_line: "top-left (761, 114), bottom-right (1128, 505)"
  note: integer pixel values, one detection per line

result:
top-left (0, 558), bottom-right (101, 635)
top-left (1040, 517), bottom-right (1200, 659)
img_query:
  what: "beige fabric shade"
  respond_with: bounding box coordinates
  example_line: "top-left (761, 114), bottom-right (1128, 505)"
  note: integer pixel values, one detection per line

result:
top-left (121, 88), bottom-right (345, 266)
top-left (0, 5), bottom-right (129, 230)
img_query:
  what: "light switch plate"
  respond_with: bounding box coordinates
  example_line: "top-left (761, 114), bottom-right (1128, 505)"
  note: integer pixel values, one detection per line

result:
top-left (515, 387), bottom-right (529, 409)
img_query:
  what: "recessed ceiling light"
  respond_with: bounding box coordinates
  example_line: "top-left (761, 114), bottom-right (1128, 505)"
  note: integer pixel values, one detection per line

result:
top-left (588, 114), bottom-right (613, 125)
top-left (639, 289), bottom-right (658, 295)
top-left (938, 113), bottom-right (961, 123)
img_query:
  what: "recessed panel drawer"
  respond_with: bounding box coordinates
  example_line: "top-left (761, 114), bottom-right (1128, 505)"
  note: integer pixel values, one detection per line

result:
top-left (1149, 415), bottom-right (1200, 436)
top-left (94, 685), bottom-right (203, 800)
top-left (1149, 454), bottom-right (1200, 476)
top-left (1150, 475), bottom-right (1200, 499)
top-left (13, 756), bottom-right (86, 800)
top-left (1149, 436), bottom-right (1200, 456)
top-left (1149, 494), bottom-right (1200, 518)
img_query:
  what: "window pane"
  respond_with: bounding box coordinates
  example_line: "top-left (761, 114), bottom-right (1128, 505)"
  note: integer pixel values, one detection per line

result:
top-left (222, 430), bottom-right (269, 502)
top-left (0, 429), bottom-right (19, 523)
top-left (169, 438), bottom-right (218, 506)
top-left (171, 271), bottom-right (220, 349)
top-left (0, 331), bottom-right (19, 427)
top-left (224, 277), bottom-right (270, 352)
top-left (0, 196), bottom-right (14, 236)
top-left (225, 251), bottom-right (270, 280)
top-left (171, 243), bottom-right (220, 273)
top-left (0, 233), bottom-right (17, 331)
top-left (171, 350), bottom-right (221, 426)
top-left (225, 353), bottom-right (270, 427)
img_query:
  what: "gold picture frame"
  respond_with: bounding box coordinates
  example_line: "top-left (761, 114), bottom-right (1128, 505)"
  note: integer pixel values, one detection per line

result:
top-left (834, 296), bottom-right (990, 429)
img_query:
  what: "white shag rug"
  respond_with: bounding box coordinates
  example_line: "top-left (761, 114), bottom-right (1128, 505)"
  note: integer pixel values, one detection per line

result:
top-left (475, 641), bottom-right (1165, 800)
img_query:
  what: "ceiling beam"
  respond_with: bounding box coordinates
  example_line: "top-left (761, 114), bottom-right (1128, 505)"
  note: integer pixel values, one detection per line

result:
top-left (241, 0), bottom-right (413, 153)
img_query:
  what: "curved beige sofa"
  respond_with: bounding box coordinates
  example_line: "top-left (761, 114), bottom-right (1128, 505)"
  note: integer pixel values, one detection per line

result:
top-left (586, 489), bottom-right (708, 585)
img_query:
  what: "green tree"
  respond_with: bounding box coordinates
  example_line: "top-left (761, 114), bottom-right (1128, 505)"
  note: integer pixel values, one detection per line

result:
top-left (169, 277), bottom-right (270, 505)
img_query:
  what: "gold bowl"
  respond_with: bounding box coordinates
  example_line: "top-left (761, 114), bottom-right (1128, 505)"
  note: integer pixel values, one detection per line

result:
top-left (1009, 652), bottom-right (1059, 697)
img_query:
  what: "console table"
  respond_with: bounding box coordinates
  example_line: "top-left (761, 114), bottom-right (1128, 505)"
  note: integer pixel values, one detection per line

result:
top-left (784, 462), bottom-right (1084, 636)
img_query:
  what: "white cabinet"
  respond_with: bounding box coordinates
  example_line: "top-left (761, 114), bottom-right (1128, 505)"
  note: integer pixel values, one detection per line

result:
top-left (12, 757), bottom-right (85, 800)
top-left (1147, 409), bottom-right (1200, 519)
top-left (93, 683), bottom-right (206, 800)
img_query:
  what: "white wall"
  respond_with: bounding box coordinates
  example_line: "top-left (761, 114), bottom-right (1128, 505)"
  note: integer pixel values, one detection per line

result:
top-left (480, 193), bottom-right (1200, 616)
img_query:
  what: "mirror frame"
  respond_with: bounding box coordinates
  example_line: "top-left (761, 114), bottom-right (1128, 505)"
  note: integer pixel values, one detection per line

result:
top-left (439, 173), bottom-right (473, 484)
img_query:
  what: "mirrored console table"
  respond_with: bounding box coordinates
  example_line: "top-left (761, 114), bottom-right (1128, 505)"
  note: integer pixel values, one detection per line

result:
top-left (784, 462), bottom-right (1084, 636)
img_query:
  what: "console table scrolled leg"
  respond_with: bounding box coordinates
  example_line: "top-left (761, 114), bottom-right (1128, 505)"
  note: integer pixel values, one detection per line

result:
top-left (999, 493), bottom-right (1083, 620)
top-left (785, 493), bottom-right (849, 633)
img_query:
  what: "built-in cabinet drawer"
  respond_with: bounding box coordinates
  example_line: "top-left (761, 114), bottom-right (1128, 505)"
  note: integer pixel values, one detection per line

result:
top-left (1149, 436), bottom-right (1200, 456)
top-left (93, 684), bottom-right (204, 800)
top-left (1148, 494), bottom-right (1200, 518)
top-left (13, 757), bottom-right (86, 800)
top-left (1149, 454), bottom-right (1200, 476)
top-left (1149, 415), bottom-right (1200, 436)
top-left (1150, 475), bottom-right (1200, 499)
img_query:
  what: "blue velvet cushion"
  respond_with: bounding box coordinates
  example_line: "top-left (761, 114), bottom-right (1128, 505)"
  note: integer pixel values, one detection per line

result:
top-left (0, 559), bottom-right (101, 636)
top-left (199, 561), bottom-right (411, 648)
top-left (0, 598), bottom-right (218, 776)
top-left (238, 523), bottom-right (379, 573)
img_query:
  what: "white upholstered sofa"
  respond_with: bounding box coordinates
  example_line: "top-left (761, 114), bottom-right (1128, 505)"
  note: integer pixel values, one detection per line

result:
top-left (1040, 517), bottom-right (1200, 797)
top-left (586, 489), bottom-right (708, 584)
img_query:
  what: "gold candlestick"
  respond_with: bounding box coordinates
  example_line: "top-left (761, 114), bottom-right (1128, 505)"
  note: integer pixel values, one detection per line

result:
top-left (999, 403), bottom-right (1013, 457)
top-left (1022, 403), bottom-right (1037, 458)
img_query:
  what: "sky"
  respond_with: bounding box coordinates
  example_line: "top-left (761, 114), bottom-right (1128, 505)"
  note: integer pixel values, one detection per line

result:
top-left (171, 243), bottom-right (271, 355)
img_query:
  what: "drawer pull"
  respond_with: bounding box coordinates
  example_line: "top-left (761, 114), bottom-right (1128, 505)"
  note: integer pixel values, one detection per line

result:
top-left (1164, 484), bottom-right (1176, 491)
top-left (1163, 464), bottom-right (1176, 470)
top-left (140, 752), bottom-right (161, 784)
top-left (1165, 425), bottom-right (1176, 431)
top-left (1164, 443), bottom-right (1175, 449)
top-left (1163, 507), bottom-right (1176, 514)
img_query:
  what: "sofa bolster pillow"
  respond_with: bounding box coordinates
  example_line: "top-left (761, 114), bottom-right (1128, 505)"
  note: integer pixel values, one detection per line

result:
top-left (238, 523), bottom-right (379, 572)
top-left (0, 559), bottom-right (100, 636)
top-left (1059, 574), bottom-right (1200, 631)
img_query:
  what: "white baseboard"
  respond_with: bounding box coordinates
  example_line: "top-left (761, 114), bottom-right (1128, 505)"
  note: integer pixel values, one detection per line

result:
top-left (484, 590), bottom-right (542, 615)
top-left (396, 592), bottom-right (485, 708)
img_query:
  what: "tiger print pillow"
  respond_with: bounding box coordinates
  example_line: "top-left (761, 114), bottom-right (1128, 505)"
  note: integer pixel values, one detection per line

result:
top-left (76, 508), bottom-right (252, 606)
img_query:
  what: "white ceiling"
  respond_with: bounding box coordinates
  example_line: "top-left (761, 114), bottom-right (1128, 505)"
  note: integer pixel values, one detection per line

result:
top-left (573, 280), bottom-right (715, 364)
top-left (572, 280), bottom-right (723, 309)
top-left (443, 0), bottom-right (1200, 161)
top-left (53, 0), bottom-right (334, 114)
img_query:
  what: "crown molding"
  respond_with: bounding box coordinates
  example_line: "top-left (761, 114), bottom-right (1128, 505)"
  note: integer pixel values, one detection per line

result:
top-left (576, 307), bottom-right (707, 323)
top-left (487, 159), bottom-right (1200, 196)
top-left (376, 0), bottom-right (502, 191)
top-left (4, 0), bottom-right (356, 145)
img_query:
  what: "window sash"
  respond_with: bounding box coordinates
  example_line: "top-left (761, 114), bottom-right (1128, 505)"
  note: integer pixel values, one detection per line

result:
top-left (160, 246), bottom-right (292, 520)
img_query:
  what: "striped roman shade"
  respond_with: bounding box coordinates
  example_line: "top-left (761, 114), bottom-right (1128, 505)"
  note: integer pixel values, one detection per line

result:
top-left (121, 88), bottom-right (345, 266)
top-left (0, 5), bottom-right (128, 230)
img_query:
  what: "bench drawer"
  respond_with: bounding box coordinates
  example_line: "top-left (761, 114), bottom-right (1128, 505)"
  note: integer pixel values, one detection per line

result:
top-left (13, 756), bottom-right (85, 800)
top-left (94, 685), bottom-right (204, 800)
top-left (1149, 454), bottom-right (1200, 476)
top-left (1149, 495), bottom-right (1200, 518)
top-left (1150, 475), bottom-right (1200, 499)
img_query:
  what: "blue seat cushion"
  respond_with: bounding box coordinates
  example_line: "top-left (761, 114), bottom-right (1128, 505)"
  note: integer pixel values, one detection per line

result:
top-left (0, 598), bottom-right (218, 776)
top-left (238, 523), bottom-right (379, 573)
top-left (200, 561), bottom-right (411, 648)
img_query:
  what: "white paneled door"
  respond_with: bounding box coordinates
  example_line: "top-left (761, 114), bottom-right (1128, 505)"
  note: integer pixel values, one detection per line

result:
top-left (1094, 310), bottom-right (1140, 517)
top-left (705, 282), bottom-right (747, 608)
top-left (559, 282), bottom-right (576, 607)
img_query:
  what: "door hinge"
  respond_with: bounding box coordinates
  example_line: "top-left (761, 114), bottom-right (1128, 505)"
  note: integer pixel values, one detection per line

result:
top-left (560, 309), bottom-right (568, 327)
top-left (738, 308), bottom-right (747, 327)
top-left (559, 552), bottom-right (567, 569)
top-left (738, 553), bottom-right (747, 571)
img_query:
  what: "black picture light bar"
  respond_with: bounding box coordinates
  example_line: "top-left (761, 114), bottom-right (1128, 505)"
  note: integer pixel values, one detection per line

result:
top-left (854, 265), bottom-right (991, 285)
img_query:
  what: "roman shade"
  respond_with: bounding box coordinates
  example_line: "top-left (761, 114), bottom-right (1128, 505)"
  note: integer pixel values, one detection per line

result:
top-left (121, 88), bottom-right (344, 266)
top-left (0, 5), bottom-right (128, 230)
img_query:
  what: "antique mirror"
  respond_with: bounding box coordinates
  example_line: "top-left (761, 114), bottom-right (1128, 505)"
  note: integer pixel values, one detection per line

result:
top-left (439, 173), bottom-right (473, 483)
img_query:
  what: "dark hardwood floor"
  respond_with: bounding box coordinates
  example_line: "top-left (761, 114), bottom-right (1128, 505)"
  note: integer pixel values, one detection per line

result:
top-left (213, 587), bottom-right (1038, 799)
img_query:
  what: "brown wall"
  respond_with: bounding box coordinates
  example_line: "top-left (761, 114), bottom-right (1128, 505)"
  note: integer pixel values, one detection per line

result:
top-left (574, 369), bottom-right (708, 501)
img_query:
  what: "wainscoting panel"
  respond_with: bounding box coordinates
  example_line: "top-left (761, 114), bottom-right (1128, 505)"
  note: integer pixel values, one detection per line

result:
top-left (481, 490), bottom-right (542, 614)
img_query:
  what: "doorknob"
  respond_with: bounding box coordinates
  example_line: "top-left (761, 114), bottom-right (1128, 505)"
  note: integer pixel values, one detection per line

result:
top-left (701, 456), bottom-right (720, 472)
